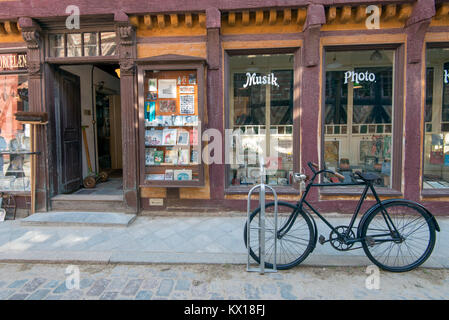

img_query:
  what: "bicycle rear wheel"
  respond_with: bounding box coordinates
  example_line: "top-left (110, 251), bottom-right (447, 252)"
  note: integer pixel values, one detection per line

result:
top-left (243, 201), bottom-right (314, 270)
top-left (360, 201), bottom-right (436, 272)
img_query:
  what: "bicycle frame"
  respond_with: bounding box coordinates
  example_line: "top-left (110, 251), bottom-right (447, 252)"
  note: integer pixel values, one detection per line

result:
top-left (278, 165), bottom-right (402, 245)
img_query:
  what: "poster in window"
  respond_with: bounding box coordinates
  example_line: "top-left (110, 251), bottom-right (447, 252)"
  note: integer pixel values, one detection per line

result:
top-left (148, 79), bottom-right (157, 92)
top-left (159, 100), bottom-right (176, 113)
top-left (158, 79), bottom-right (177, 99)
top-left (180, 94), bottom-right (195, 114)
top-left (179, 86), bottom-right (195, 94)
top-left (325, 141), bottom-right (340, 164)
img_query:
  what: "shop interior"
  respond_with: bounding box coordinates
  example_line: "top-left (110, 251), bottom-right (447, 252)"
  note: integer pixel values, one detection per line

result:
top-left (58, 64), bottom-right (122, 196)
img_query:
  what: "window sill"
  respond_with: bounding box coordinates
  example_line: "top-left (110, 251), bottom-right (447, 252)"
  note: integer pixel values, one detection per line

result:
top-left (225, 185), bottom-right (300, 195)
top-left (320, 186), bottom-right (402, 197)
top-left (421, 189), bottom-right (449, 198)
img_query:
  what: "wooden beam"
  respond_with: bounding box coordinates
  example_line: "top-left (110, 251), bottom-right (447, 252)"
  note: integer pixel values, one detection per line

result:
top-left (228, 12), bottom-right (236, 26)
top-left (185, 13), bottom-right (193, 27)
top-left (397, 4), bottom-right (412, 22)
top-left (242, 11), bottom-right (250, 26)
top-left (4, 21), bottom-right (19, 34)
top-left (327, 6), bottom-right (337, 23)
top-left (283, 9), bottom-right (292, 25)
top-left (255, 10), bottom-right (264, 25)
top-left (354, 5), bottom-right (366, 23)
top-left (436, 3), bottom-right (449, 20)
top-left (296, 8), bottom-right (307, 25)
top-left (157, 14), bottom-right (165, 28)
top-left (129, 15), bottom-right (139, 28)
top-left (269, 9), bottom-right (277, 25)
top-left (0, 23), bottom-right (6, 35)
top-left (199, 13), bottom-right (206, 27)
top-left (340, 6), bottom-right (352, 23)
top-left (383, 4), bottom-right (396, 21)
top-left (170, 14), bottom-right (178, 27)
top-left (144, 14), bottom-right (153, 29)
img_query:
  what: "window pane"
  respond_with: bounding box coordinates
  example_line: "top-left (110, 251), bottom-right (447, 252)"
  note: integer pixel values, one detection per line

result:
top-left (324, 49), bottom-right (394, 187)
top-left (49, 34), bottom-right (64, 57)
top-left (67, 33), bottom-right (82, 57)
top-left (0, 74), bottom-right (31, 191)
top-left (101, 32), bottom-right (117, 56)
top-left (423, 48), bottom-right (449, 189)
top-left (228, 54), bottom-right (294, 187)
top-left (84, 32), bottom-right (99, 56)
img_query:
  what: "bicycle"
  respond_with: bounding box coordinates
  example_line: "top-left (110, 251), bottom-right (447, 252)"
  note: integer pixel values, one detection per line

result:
top-left (244, 162), bottom-right (441, 272)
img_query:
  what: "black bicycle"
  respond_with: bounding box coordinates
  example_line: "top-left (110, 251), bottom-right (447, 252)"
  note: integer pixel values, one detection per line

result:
top-left (244, 162), bottom-right (440, 272)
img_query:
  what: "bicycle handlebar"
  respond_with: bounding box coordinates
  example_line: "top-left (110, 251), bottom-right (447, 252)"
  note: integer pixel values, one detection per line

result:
top-left (307, 161), bottom-right (345, 181)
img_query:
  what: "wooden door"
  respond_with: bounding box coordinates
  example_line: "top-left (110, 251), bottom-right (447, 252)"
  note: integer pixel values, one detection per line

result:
top-left (55, 68), bottom-right (82, 193)
top-left (110, 95), bottom-right (122, 170)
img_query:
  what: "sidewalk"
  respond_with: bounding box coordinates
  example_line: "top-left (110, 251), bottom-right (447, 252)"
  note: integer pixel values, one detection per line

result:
top-left (0, 213), bottom-right (446, 268)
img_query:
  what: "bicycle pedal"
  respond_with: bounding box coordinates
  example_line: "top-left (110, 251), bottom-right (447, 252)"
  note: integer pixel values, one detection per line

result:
top-left (319, 235), bottom-right (326, 245)
top-left (365, 236), bottom-right (375, 247)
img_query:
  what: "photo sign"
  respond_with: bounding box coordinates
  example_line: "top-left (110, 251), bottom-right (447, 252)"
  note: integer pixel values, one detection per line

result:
top-left (0, 53), bottom-right (27, 72)
top-left (344, 70), bottom-right (376, 84)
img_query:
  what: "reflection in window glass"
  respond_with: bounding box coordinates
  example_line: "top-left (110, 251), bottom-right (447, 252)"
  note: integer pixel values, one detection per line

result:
top-left (49, 34), bottom-right (65, 57)
top-left (84, 33), bottom-right (98, 56)
top-left (228, 54), bottom-right (294, 187)
top-left (101, 32), bottom-right (117, 56)
top-left (423, 48), bottom-right (449, 189)
top-left (67, 34), bottom-right (82, 57)
top-left (324, 50), bottom-right (394, 187)
top-left (0, 74), bottom-right (31, 191)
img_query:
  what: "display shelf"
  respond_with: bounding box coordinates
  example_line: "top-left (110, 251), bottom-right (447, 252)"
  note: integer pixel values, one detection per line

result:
top-left (138, 61), bottom-right (205, 187)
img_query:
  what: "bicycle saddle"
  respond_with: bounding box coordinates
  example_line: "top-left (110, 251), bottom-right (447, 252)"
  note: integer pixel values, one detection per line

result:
top-left (354, 171), bottom-right (380, 182)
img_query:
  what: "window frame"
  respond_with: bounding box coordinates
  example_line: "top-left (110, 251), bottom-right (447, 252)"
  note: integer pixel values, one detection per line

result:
top-left (223, 47), bottom-right (301, 194)
top-left (421, 42), bottom-right (449, 198)
top-left (320, 44), bottom-right (404, 196)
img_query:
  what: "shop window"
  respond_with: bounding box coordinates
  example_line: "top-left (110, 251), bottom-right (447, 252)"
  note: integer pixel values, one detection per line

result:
top-left (228, 54), bottom-right (294, 187)
top-left (423, 48), bottom-right (449, 189)
top-left (324, 49), bottom-right (395, 187)
top-left (0, 71), bottom-right (30, 192)
top-left (49, 31), bottom-right (116, 58)
top-left (139, 64), bottom-right (205, 187)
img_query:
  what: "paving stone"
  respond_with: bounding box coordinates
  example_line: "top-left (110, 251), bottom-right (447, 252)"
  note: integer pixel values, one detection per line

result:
top-left (172, 292), bottom-right (189, 300)
top-left (135, 290), bottom-right (153, 300)
top-left (8, 279), bottom-right (28, 289)
top-left (121, 279), bottom-right (143, 296)
top-left (191, 283), bottom-right (208, 297)
top-left (107, 278), bottom-right (127, 291)
top-left (278, 283), bottom-right (297, 300)
top-left (0, 290), bottom-right (15, 300)
top-left (0, 280), bottom-right (7, 288)
top-left (27, 289), bottom-right (51, 300)
top-left (86, 279), bottom-right (110, 296)
top-left (53, 282), bottom-right (69, 294)
top-left (23, 278), bottom-right (47, 292)
top-left (64, 289), bottom-right (84, 300)
top-left (9, 293), bottom-right (29, 300)
top-left (157, 279), bottom-right (174, 297)
top-left (175, 279), bottom-right (191, 291)
top-left (210, 293), bottom-right (225, 300)
top-left (261, 283), bottom-right (278, 295)
top-left (44, 280), bottom-right (60, 289)
top-left (80, 278), bottom-right (94, 289)
top-left (142, 278), bottom-right (159, 290)
top-left (45, 295), bottom-right (63, 300)
top-left (244, 283), bottom-right (260, 300)
top-left (100, 292), bottom-right (119, 300)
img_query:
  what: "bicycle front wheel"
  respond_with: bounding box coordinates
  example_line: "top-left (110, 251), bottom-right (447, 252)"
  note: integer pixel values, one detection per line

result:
top-left (361, 201), bottom-right (436, 272)
top-left (243, 201), bottom-right (315, 270)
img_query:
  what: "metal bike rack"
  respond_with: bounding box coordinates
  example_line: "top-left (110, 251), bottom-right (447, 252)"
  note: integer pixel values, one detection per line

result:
top-left (246, 158), bottom-right (278, 274)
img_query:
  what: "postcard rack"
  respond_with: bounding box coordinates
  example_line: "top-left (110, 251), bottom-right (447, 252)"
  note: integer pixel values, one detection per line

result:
top-left (139, 65), bottom-right (205, 187)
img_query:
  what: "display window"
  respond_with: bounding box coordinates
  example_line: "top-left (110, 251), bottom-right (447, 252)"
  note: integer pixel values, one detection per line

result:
top-left (0, 54), bottom-right (30, 192)
top-left (227, 53), bottom-right (294, 187)
top-left (324, 49), bottom-right (395, 187)
top-left (423, 47), bottom-right (449, 189)
top-left (139, 64), bottom-right (205, 187)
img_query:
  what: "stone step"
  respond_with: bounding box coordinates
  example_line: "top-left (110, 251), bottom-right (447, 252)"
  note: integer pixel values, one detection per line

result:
top-left (50, 194), bottom-right (125, 212)
top-left (21, 211), bottom-right (136, 227)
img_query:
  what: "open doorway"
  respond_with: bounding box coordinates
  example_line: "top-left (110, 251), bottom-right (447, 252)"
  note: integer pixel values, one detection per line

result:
top-left (52, 63), bottom-right (122, 197)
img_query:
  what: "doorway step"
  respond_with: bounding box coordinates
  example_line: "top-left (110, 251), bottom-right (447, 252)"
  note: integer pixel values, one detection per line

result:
top-left (21, 211), bottom-right (136, 227)
top-left (50, 194), bottom-right (125, 212)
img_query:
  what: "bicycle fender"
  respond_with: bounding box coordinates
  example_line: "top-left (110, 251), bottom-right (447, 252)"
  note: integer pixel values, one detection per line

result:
top-left (357, 199), bottom-right (440, 238)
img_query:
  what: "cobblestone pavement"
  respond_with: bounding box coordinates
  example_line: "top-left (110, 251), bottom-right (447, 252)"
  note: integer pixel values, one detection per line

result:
top-left (0, 263), bottom-right (447, 300)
